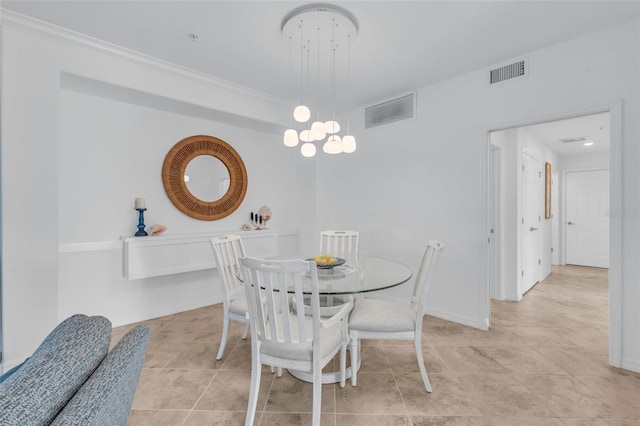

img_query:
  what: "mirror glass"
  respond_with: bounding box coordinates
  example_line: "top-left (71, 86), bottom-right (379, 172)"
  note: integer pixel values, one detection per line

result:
top-left (184, 155), bottom-right (230, 202)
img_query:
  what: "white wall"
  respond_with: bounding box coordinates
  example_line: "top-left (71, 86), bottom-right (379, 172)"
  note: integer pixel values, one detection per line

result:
top-left (315, 19), bottom-right (640, 371)
top-left (0, 14), bottom-right (313, 369)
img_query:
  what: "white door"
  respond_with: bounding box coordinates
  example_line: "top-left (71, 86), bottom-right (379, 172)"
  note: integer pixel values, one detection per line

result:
top-left (489, 145), bottom-right (501, 300)
top-left (565, 170), bottom-right (610, 268)
top-left (521, 152), bottom-right (542, 295)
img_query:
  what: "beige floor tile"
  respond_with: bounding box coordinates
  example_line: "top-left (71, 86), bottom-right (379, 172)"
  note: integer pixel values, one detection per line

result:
top-left (384, 344), bottom-right (447, 375)
top-left (434, 346), bottom-right (508, 374)
top-left (531, 346), bottom-right (614, 376)
top-left (165, 342), bottom-right (223, 370)
top-left (396, 373), bottom-right (481, 417)
top-left (410, 416), bottom-right (490, 426)
top-left (132, 368), bottom-right (215, 410)
top-left (355, 341), bottom-right (392, 373)
top-left (219, 339), bottom-right (253, 370)
top-left (477, 346), bottom-right (568, 375)
top-left (520, 374), bottom-right (615, 418)
top-left (194, 369), bottom-right (273, 412)
top-left (182, 410), bottom-right (247, 426)
top-left (264, 371), bottom-right (336, 413)
top-left (127, 409), bottom-right (190, 426)
top-left (562, 419), bottom-right (640, 426)
top-left (335, 372), bottom-right (406, 414)
top-left (573, 374), bottom-right (640, 419)
top-left (336, 413), bottom-right (412, 425)
top-left (455, 374), bottom-right (556, 418)
top-left (503, 326), bottom-right (578, 347)
top-left (259, 411), bottom-right (335, 425)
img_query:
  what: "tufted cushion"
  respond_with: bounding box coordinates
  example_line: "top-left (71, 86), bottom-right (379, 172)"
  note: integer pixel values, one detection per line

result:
top-left (349, 298), bottom-right (416, 332)
top-left (0, 314), bottom-right (112, 426)
top-left (51, 325), bottom-right (150, 426)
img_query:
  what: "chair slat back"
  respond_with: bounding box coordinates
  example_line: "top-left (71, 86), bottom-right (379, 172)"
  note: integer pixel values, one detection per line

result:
top-left (319, 230), bottom-right (359, 264)
top-left (240, 257), bottom-right (320, 350)
top-left (210, 235), bottom-right (247, 301)
top-left (411, 240), bottom-right (444, 316)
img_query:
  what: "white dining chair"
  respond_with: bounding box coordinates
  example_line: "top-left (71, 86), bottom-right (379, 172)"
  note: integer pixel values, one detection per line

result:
top-left (348, 240), bottom-right (444, 393)
top-left (239, 257), bottom-right (352, 426)
top-left (210, 235), bottom-right (250, 360)
top-left (319, 230), bottom-right (359, 266)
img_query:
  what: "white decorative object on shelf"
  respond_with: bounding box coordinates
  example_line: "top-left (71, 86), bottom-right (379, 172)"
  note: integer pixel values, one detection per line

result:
top-left (258, 205), bottom-right (272, 229)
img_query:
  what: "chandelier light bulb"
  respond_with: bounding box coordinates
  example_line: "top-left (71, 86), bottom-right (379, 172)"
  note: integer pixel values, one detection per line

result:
top-left (324, 120), bottom-right (341, 134)
top-left (301, 142), bottom-right (317, 157)
top-left (310, 121), bottom-right (327, 141)
top-left (342, 135), bottom-right (357, 153)
top-left (283, 129), bottom-right (299, 147)
top-left (293, 105), bottom-right (311, 122)
top-left (323, 139), bottom-right (342, 154)
top-left (299, 129), bottom-right (314, 142)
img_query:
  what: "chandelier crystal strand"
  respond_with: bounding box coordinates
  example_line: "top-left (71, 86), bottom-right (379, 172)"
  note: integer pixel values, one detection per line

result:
top-left (324, 18), bottom-right (342, 154)
top-left (342, 33), bottom-right (357, 153)
top-left (284, 35), bottom-right (299, 147)
top-left (300, 41), bottom-right (315, 156)
top-left (310, 26), bottom-right (327, 141)
top-left (293, 19), bottom-right (310, 123)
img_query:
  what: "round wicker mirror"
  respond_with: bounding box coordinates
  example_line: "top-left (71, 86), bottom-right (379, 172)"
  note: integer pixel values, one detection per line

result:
top-left (162, 135), bottom-right (247, 221)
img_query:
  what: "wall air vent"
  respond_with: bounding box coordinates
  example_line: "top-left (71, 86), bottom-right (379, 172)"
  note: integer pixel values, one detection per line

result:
top-left (365, 93), bottom-right (415, 129)
top-left (489, 58), bottom-right (527, 85)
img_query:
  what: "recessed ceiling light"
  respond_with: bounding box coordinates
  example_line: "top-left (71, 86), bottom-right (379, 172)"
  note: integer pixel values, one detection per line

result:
top-left (584, 141), bottom-right (594, 146)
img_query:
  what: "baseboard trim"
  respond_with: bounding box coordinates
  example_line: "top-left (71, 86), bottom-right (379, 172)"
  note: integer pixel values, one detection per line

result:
top-left (621, 356), bottom-right (640, 374)
top-left (109, 296), bottom-right (222, 327)
top-left (425, 307), bottom-right (488, 330)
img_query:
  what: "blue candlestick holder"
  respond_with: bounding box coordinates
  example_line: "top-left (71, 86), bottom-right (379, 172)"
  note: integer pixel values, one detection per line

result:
top-left (135, 208), bottom-right (148, 236)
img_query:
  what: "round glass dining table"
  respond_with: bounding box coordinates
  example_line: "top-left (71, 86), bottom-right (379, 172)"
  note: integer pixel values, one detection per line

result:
top-left (264, 255), bottom-right (412, 384)
top-left (274, 255), bottom-right (413, 295)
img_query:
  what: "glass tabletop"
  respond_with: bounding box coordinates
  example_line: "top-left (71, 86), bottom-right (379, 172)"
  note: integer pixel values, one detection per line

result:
top-left (271, 255), bottom-right (412, 295)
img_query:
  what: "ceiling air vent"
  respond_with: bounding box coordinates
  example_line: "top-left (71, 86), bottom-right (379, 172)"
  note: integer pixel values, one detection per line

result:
top-left (489, 58), bottom-right (527, 85)
top-left (559, 136), bottom-right (587, 143)
top-left (365, 93), bottom-right (415, 129)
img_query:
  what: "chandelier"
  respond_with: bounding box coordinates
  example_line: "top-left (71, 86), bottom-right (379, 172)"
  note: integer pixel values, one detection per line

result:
top-left (281, 4), bottom-right (358, 157)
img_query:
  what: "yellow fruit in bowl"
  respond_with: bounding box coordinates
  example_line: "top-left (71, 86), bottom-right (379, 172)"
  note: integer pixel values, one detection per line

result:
top-left (311, 254), bottom-right (338, 266)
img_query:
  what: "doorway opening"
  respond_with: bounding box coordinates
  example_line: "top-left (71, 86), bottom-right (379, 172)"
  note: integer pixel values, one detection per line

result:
top-left (486, 107), bottom-right (620, 367)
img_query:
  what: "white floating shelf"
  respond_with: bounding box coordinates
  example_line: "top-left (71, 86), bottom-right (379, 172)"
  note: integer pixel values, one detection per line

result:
top-left (122, 230), bottom-right (284, 280)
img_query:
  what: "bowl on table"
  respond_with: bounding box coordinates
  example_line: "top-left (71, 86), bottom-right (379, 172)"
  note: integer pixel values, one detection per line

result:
top-left (307, 255), bottom-right (346, 269)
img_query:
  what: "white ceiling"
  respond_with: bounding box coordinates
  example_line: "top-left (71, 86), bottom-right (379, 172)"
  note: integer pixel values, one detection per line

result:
top-left (523, 112), bottom-right (610, 157)
top-left (2, 1), bottom-right (632, 155)
top-left (3, 0), bottom-right (639, 113)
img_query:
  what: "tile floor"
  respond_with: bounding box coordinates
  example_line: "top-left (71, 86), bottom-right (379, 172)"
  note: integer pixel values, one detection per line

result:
top-left (118, 265), bottom-right (640, 425)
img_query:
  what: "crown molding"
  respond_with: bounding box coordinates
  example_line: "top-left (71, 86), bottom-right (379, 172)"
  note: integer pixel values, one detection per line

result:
top-left (0, 7), bottom-right (290, 108)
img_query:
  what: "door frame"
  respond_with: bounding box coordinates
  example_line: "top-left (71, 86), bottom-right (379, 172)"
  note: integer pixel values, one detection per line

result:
top-left (562, 167), bottom-right (610, 266)
top-left (484, 101), bottom-right (622, 368)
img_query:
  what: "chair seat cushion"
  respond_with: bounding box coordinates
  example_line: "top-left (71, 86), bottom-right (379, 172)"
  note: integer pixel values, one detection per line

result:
top-left (349, 298), bottom-right (415, 332)
top-left (228, 288), bottom-right (248, 316)
top-left (261, 316), bottom-right (343, 362)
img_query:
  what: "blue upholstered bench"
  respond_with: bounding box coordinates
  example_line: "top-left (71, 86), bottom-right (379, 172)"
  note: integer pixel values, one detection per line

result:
top-left (0, 314), bottom-right (150, 425)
